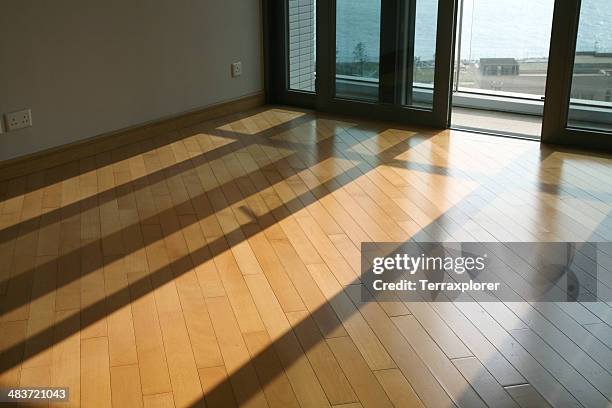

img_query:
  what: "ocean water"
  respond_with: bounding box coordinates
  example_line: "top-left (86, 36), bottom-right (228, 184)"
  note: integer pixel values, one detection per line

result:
top-left (335, 0), bottom-right (612, 63)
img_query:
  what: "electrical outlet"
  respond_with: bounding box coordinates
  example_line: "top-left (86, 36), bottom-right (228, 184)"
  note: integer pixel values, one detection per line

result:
top-left (231, 61), bottom-right (242, 78)
top-left (4, 109), bottom-right (32, 131)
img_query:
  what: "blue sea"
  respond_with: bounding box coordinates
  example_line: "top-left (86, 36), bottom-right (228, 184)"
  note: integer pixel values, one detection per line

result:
top-left (335, 0), bottom-right (612, 63)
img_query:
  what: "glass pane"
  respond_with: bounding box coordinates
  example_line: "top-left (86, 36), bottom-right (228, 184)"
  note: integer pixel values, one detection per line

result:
top-left (406, 0), bottom-right (439, 109)
top-left (455, 0), bottom-right (554, 98)
top-left (288, 0), bottom-right (316, 92)
top-left (335, 0), bottom-right (381, 101)
top-left (567, 0), bottom-right (612, 132)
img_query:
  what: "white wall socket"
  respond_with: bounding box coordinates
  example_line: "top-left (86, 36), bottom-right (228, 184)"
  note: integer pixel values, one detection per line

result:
top-left (4, 109), bottom-right (32, 131)
top-left (231, 61), bottom-right (242, 77)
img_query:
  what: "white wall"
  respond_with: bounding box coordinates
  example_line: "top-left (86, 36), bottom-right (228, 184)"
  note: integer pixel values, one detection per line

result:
top-left (0, 0), bottom-right (263, 161)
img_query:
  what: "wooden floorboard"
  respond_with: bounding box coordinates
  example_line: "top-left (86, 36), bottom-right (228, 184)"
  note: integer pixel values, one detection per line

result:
top-left (0, 106), bottom-right (612, 407)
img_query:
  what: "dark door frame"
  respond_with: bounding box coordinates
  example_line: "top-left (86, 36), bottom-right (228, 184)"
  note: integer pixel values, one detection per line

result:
top-left (542, 0), bottom-right (612, 150)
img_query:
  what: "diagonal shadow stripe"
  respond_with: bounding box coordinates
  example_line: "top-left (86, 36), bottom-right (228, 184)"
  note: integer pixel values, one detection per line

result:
top-left (182, 131), bottom-right (612, 407)
top-left (208, 126), bottom-right (492, 181)
top-left (0, 114), bottom-right (423, 317)
top-left (0, 111), bottom-right (438, 374)
top-left (2, 113), bottom-right (597, 407)
top-left (0, 107), bottom-right (284, 202)
top-left (0, 140), bottom-right (424, 374)
top-left (0, 111), bottom-right (319, 248)
top-left (0, 114), bottom-right (464, 253)
top-left (185, 126), bottom-right (612, 407)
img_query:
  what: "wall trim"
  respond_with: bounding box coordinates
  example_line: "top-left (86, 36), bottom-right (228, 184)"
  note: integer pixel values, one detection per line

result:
top-left (0, 92), bottom-right (265, 182)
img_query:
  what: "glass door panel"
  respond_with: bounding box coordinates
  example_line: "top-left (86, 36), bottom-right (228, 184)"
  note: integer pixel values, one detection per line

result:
top-left (288, 0), bottom-right (317, 92)
top-left (334, 0), bottom-right (381, 101)
top-left (566, 0), bottom-right (612, 132)
top-left (454, 0), bottom-right (554, 99)
top-left (403, 0), bottom-right (439, 109)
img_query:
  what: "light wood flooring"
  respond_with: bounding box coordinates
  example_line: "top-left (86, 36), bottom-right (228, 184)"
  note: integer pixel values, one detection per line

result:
top-left (451, 107), bottom-right (542, 139)
top-left (1, 106), bottom-right (612, 407)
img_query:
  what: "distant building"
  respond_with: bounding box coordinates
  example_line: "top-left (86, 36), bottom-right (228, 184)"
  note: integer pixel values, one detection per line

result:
top-left (574, 51), bottom-right (612, 74)
top-left (571, 52), bottom-right (612, 102)
top-left (479, 58), bottom-right (519, 76)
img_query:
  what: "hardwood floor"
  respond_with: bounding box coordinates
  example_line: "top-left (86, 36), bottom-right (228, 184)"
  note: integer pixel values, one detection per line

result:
top-left (451, 107), bottom-right (542, 139)
top-left (1, 106), bottom-right (612, 407)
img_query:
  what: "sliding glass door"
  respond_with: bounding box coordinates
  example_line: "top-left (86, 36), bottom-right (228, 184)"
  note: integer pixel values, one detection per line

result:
top-left (331, 0), bottom-right (440, 109)
top-left (320, 0), bottom-right (455, 127)
top-left (265, 0), bottom-right (456, 128)
top-left (265, 0), bottom-right (612, 151)
top-left (542, 0), bottom-right (612, 149)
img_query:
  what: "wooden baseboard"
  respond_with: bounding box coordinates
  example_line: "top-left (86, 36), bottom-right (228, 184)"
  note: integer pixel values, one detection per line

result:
top-left (0, 92), bottom-right (265, 182)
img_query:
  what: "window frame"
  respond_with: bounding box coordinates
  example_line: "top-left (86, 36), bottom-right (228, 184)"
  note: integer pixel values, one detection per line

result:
top-left (542, 0), bottom-right (612, 150)
top-left (264, 0), bottom-right (458, 129)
